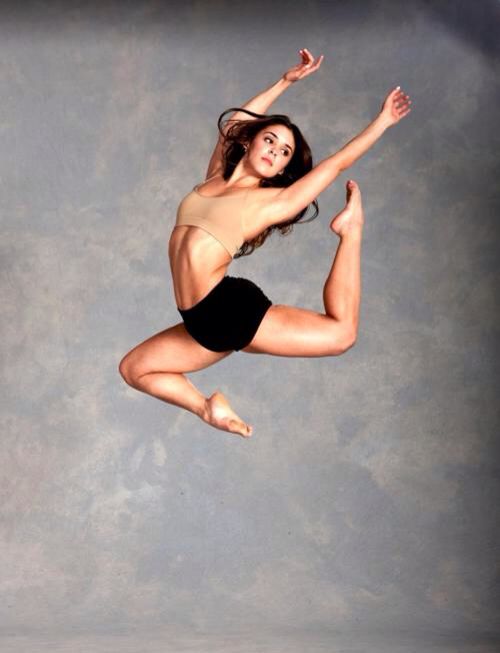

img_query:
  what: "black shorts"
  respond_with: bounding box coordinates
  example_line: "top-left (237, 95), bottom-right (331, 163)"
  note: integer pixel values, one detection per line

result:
top-left (177, 275), bottom-right (273, 352)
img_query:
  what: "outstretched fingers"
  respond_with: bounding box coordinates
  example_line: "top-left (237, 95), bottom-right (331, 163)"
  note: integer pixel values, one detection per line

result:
top-left (299, 47), bottom-right (324, 73)
top-left (394, 88), bottom-right (412, 118)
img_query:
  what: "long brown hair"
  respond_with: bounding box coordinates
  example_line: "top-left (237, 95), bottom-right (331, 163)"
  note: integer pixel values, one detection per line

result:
top-left (216, 107), bottom-right (319, 258)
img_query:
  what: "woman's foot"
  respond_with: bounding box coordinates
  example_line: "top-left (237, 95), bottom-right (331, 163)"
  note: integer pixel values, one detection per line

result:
top-left (202, 391), bottom-right (253, 438)
top-left (329, 180), bottom-right (364, 237)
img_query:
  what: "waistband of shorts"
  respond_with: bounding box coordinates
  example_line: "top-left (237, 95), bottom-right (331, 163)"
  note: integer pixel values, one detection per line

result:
top-left (177, 275), bottom-right (233, 314)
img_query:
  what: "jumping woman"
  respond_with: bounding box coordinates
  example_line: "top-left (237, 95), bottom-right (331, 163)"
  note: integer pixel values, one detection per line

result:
top-left (119, 48), bottom-right (412, 438)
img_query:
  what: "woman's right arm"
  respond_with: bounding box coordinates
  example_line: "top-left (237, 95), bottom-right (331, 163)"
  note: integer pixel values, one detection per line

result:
top-left (205, 77), bottom-right (293, 177)
top-left (205, 49), bottom-right (324, 178)
top-left (223, 77), bottom-right (294, 129)
top-left (221, 49), bottom-right (324, 131)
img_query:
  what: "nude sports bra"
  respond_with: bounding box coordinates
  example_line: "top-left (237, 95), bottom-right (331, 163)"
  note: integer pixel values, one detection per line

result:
top-left (175, 175), bottom-right (249, 258)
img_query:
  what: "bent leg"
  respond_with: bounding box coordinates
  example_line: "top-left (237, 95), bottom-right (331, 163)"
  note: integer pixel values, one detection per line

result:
top-left (119, 322), bottom-right (230, 416)
top-left (241, 304), bottom-right (355, 357)
top-left (243, 181), bottom-right (364, 358)
top-left (118, 323), bottom-right (252, 437)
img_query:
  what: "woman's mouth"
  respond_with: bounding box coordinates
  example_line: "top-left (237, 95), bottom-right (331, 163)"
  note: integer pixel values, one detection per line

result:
top-left (262, 157), bottom-right (272, 166)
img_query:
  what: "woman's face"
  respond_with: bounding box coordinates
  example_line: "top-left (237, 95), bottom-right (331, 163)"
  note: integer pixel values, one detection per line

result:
top-left (247, 124), bottom-right (295, 178)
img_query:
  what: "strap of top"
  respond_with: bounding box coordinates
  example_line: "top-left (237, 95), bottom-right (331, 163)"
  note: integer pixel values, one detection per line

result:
top-left (193, 172), bottom-right (221, 192)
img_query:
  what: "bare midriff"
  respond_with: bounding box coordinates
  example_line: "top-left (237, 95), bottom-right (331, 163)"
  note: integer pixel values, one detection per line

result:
top-left (168, 225), bottom-right (233, 310)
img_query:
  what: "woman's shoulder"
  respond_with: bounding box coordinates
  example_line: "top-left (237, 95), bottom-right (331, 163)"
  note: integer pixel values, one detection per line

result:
top-left (248, 185), bottom-right (283, 201)
top-left (244, 185), bottom-right (284, 216)
top-left (196, 172), bottom-right (282, 200)
top-left (242, 185), bottom-right (284, 235)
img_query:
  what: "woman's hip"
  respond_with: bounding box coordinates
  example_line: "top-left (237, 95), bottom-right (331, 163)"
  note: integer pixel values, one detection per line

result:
top-left (177, 275), bottom-right (273, 352)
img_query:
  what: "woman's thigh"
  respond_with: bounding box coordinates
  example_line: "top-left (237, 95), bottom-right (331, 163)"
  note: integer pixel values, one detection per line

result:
top-left (119, 322), bottom-right (232, 381)
top-left (241, 305), bottom-right (355, 358)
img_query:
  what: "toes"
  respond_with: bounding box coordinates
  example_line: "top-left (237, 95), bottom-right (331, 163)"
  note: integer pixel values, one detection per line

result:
top-left (228, 418), bottom-right (251, 437)
top-left (346, 180), bottom-right (357, 197)
top-left (240, 422), bottom-right (252, 437)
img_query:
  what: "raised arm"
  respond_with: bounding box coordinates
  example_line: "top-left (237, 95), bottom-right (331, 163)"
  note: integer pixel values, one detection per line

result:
top-left (205, 48), bottom-right (324, 178)
top-left (262, 86), bottom-right (412, 225)
top-left (205, 78), bottom-right (292, 177)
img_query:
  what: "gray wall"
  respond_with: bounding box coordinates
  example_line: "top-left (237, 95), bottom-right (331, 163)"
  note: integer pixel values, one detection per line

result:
top-left (1, 0), bottom-right (499, 649)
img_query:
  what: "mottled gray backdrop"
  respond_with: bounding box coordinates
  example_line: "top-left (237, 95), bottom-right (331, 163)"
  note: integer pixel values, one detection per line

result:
top-left (1, 0), bottom-right (499, 651)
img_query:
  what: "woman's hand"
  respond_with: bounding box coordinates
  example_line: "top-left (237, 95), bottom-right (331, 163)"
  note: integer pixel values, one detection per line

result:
top-left (380, 86), bottom-right (412, 126)
top-left (283, 48), bottom-right (324, 83)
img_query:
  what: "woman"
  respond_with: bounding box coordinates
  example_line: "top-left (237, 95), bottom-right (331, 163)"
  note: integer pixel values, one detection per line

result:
top-left (119, 48), bottom-right (411, 438)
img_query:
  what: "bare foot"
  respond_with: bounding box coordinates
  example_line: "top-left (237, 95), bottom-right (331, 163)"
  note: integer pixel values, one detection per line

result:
top-left (329, 180), bottom-right (364, 237)
top-left (202, 391), bottom-right (253, 438)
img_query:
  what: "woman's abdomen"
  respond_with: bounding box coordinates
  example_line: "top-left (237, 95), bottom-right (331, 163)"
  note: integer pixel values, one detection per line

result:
top-left (168, 226), bottom-right (231, 310)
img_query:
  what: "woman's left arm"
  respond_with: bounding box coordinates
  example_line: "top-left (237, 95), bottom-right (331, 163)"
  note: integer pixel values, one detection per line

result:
top-left (334, 87), bottom-right (412, 170)
top-left (257, 86), bottom-right (412, 227)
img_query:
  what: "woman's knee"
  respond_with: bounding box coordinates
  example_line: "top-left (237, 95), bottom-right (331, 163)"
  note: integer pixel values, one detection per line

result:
top-left (335, 320), bottom-right (357, 353)
top-left (118, 347), bottom-right (151, 386)
top-left (310, 316), bottom-right (356, 356)
top-left (118, 353), bottom-right (139, 386)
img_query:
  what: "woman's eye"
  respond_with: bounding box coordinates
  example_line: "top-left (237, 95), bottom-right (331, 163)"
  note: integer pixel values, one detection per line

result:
top-left (265, 136), bottom-right (289, 156)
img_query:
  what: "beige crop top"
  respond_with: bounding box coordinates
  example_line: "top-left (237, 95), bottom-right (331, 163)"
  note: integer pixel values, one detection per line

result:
top-left (175, 175), bottom-right (249, 258)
